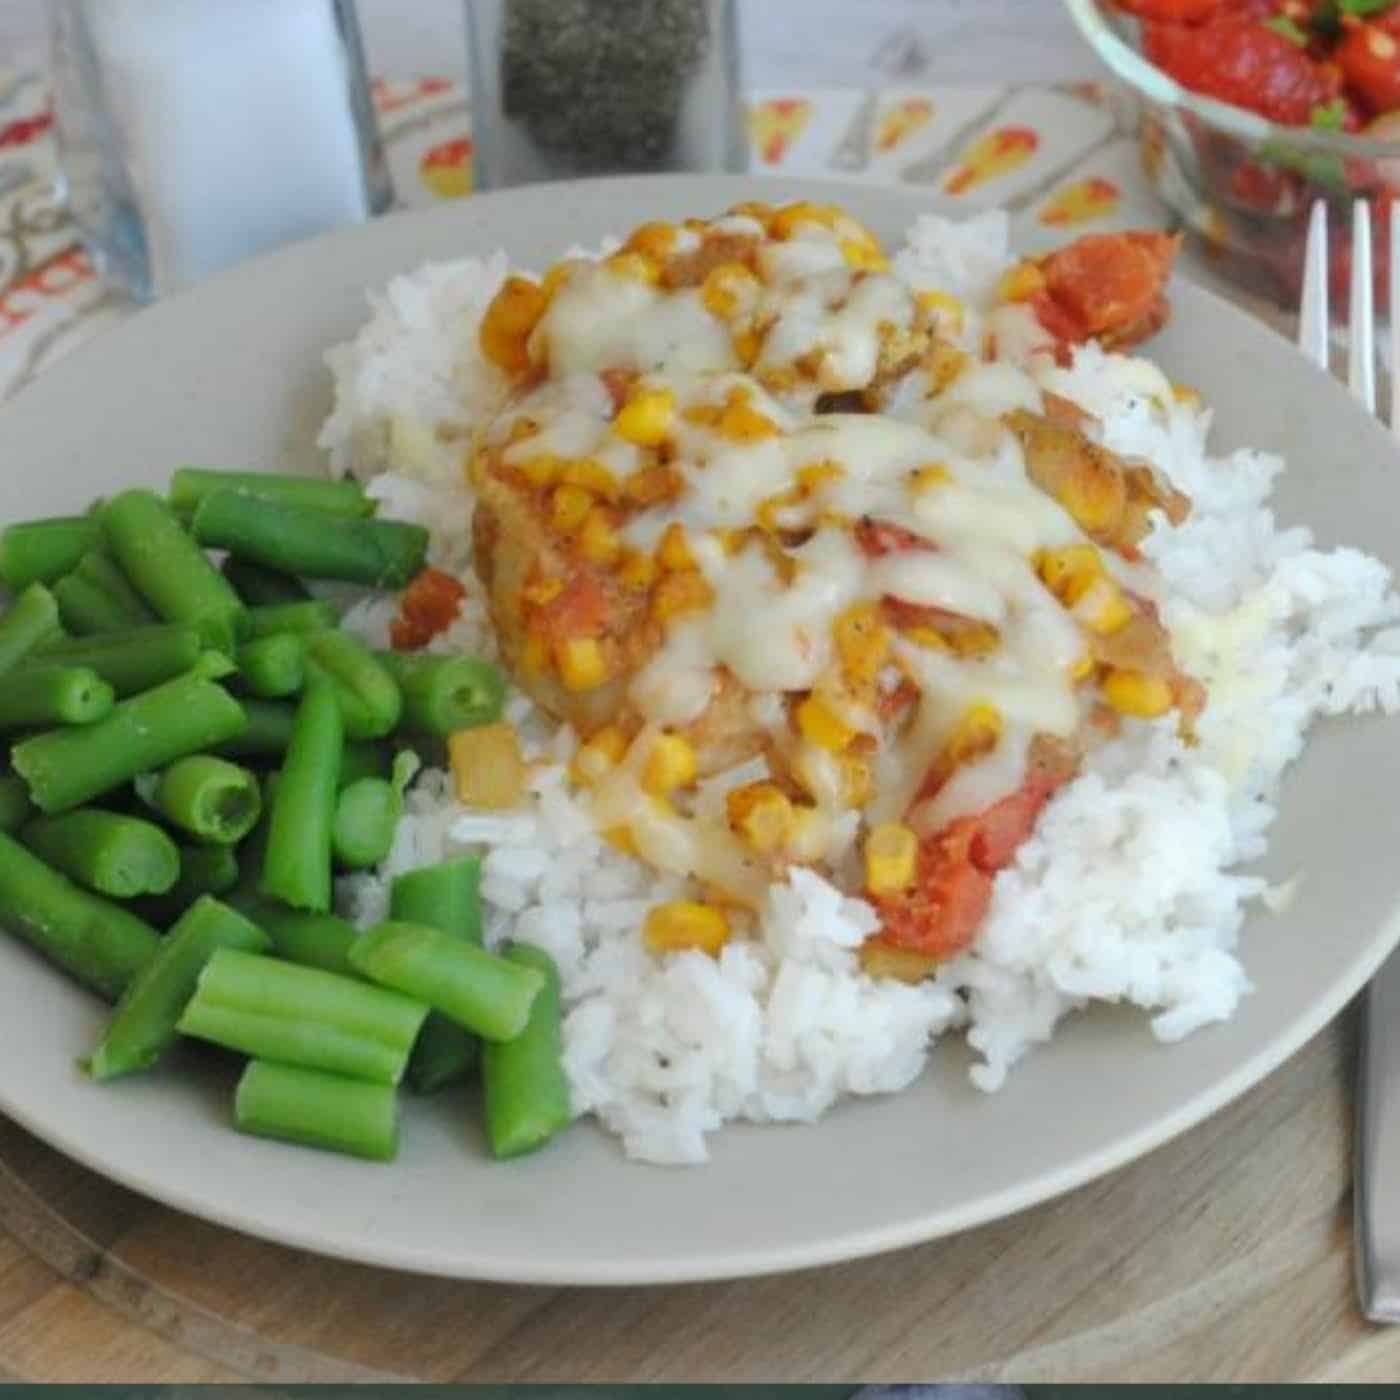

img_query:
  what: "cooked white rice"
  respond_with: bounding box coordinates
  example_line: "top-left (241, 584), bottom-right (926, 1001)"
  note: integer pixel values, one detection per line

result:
top-left (320, 212), bottom-right (1400, 1164)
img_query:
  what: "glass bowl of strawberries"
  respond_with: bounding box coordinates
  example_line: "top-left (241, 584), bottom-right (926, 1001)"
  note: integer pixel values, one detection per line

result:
top-left (1067, 0), bottom-right (1400, 315)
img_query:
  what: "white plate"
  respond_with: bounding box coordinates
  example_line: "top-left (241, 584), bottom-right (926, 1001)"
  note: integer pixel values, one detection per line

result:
top-left (1, 174), bottom-right (1398, 1285)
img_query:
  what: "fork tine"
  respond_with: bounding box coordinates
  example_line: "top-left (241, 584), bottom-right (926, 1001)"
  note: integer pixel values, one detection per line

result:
top-left (1300, 199), bottom-right (1330, 369)
top-left (1351, 199), bottom-right (1377, 413)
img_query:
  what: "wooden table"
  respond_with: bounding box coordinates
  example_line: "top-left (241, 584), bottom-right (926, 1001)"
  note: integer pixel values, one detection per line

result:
top-left (0, 1010), bottom-right (1395, 1383)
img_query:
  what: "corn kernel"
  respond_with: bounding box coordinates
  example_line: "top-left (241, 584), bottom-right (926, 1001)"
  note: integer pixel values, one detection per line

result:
top-left (909, 462), bottom-right (951, 494)
top-left (840, 237), bottom-right (891, 272)
top-left (570, 725), bottom-right (629, 786)
top-left (786, 804), bottom-right (829, 863)
top-left (997, 261), bottom-right (1047, 304)
top-left (507, 416), bottom-right (540, 444)
top-left (623, 463), bottom-right (682, 506)
top-left (864, 822), bottom-right (918, 896)
top-left (657, 522), bottom-right (695, 572)
top-left (605, 824), bottom-right (639, 857)
top-left (860, 942), bottom-right (940, 982)
top-left (718, 400), bottom-right (779, 443)
top-left (726, 782), bottom-right (795, 854)
top-left (732, 327), bottom-right (763, 366)
top-left (605, 250), bottom-right (660, 284)
top-left (682, 401), bottom-right (723, 428)
top-left (449, 723), bottom-right (526, 809)
top-left (651, 569), bottom-right (714, 623)
top-left (925, 342), bottom-right (970, 394)
top-left (614, 388), bottom-right (675, 447)
top-left (578, 507), bottom-right (622, 566)
top-left (1102, 668), bottom-right (1173, 719)
top-left (1037, 544), bottom-right (1102, 605)
top-left (1055, 463), bottom-right (1125, 535)
top-left (916, 289), bottom-right (965, 336)
top-left (625, 220), bottom-right (678, 260)
top-left (1172, 381), bottom-right (1202, 408)
top-left (479, 275), bottom-right (548, 374)
top-left (796, 695), bottom-right (856, 752)
top-left (643, 901), bottom-right (731, 956)
top-left (907, 626), bottom-right (951, 651)
top-left (1073, 575), bottom-right (1133, 635)
top-left (643, 733), bottom-right (697, 795)
top-left (554, 636), bottom-right (609, 692)
top-left (701, 261), bottom-right (757, 319)
top-left (1070, 653), bottom-right (1096, 681)
top-left (840, 755), bottom-right (873, 808)
top-left (549, 483), bottom-right (594, 534)
top-left (617, 549), bottom-right (659, 593)
top-left (522, 575), bottom-right (564, 607)
top-left (560, 458), bottom-right (620, 500)
top-left (516, 453), bottom-right (564, 488)
top-left (946, 703), bottom-right (1003, 766)
top-left (833, 603), bottom-right (889, 686)
top-left (796, 460), bottom-right (845, 492)
top-left (770, 201), bottom-right (840, 239)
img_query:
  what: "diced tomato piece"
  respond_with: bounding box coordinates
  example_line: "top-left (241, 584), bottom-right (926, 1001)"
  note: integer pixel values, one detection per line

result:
top-left (1337, 22), bottom-right (1400, 116)
top-left (1114, 0), bottom-right (1228, 20)
top-left (1143, 17), bottom-right (1339, 124)
top-left (537, 572), bottom-right (612, 640)
top-left (1034, 231), bottom-right (1179, 351)
top-left (389, 567), bottom-right (467, 651)
top-left (1227, 157), bottom-right (1301, 214)
top-left (854, 517), bottom-right (935, 558)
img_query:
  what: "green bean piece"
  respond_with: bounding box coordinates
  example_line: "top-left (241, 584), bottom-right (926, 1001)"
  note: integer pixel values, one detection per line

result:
top-left (348, 921), bottom-right (543, 1043)
top-left (232, 900), bottom-right (359, 978)
top-left (234, 1060), bottom-right (397, 1161)
top-left (220, 557), bottom-right (311, 607)
top-left (215, 698), bottom-right (295, 757)
top-left (391, 855), bottom-right (483, 1094)
top-left (100, 489), bottom-right (246, 652)
top-left (134, 844), bottom-right (241, 927)
top-left (0, 665), bottom-right (114, 730)
top-left (482, 942), bottom-right (570, 1158)
top-left (171, 468), bottom-right (374, 520)
top-left (52, 570), bottom-right (141, 636)
top-left (74, 550), bottom-right (155, 626)
top-left (236, 632), bottom-right (305, 699)
top-left (86, 896), bottom-right (271, 1080)
top-left (190, 492), bottom-right (428, 588)
top-left (258, 678), bottom-right (342, 911)
top-left (0, 829), bottom-right (159, 1000)
top-left (376, 652), bottom-right (506, 738)
top-left (21, 809), bottom-right (180, 899)
top-left (144, 754), bottom-right (262, 845)
top-left (0, 775), bottom-right (33, 833)
top-left (176, 946), bottom-right (427, 1085)
top-left (11, 670), bottom-right (247, 814)
top-left (337, 740), bottom-right (390, 788)
top-left (243, 599), bottom-right (338, 639)
top-left (331, 751), bottom-right (417, 871)
top-left (0, 583), bottom-right (60, 675)
top-left (36, 623), bottom-right (203, 696)
top-left (303, 630), bottom-right (401, 740)
top-left (0, 516), bottom-right (101, 591)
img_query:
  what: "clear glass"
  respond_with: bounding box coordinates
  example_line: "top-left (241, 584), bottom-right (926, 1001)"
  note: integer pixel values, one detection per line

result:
top-left (49, 0), bottom-right (393, 302)
top-left (464, 0), bottom-right (745, 189)
top-left (1065, 0), bottom-right (1400, 316)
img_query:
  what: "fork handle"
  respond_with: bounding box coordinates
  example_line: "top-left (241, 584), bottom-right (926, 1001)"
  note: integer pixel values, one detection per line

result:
top-left (1356, 946), bottom-right (1400, 1321)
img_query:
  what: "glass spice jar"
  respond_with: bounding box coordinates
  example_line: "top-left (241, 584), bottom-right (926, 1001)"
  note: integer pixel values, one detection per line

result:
top-left (464, 0), bottom-right (745, 189)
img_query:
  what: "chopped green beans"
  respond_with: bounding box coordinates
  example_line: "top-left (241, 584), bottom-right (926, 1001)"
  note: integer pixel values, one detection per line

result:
top-left (0, 829), bottom-right (159, 1000)
top-left (220, 556), bottom-right (311, 608)
top-left (243, 599), bottom-right (338, 639)
top-left (236, 632), bottom-right (305, 699)
top-left (377, 652), bottom-right (505, 738)
top-left (135, 844), bottom-right (241, 926)
top-left (144, 755), bottom-right (262, 845)
top-left (0, 775), bottom-right (33, 833)
top-left (86, 897), bottom-right (270, 1080)
top-left (53, 569), bottom-right (143, 636)
top-left (0, 516), bottom-right (100, 591)
top-left (304, 630), bottom-right (401, 740)
top-left (73, 550), bottom-right (155, 626)
top-left (482, 942), bottom-right (570, 1158)
top-left (0, 665), bottom-right (114, 729)
top-left (258, 678), bottom-right (341, 911)
top-left (37, 623), bottom-right (203, 696)
top-left (12, 670), bottom-right (247, 814)
top-left (331, 751), bottom-right (416, 870)
top-left (234, 1060), bottom-right (398, 1161)
top-left (348, 921), bottom-right (543, 1043)
top-left (391, 855), bottom-right (483, 1094)
top-left (215, 698), bottom-right (295, 757)
top-left (101, 489), bottom-right (246, 653)
top-left (232, 900), bottom-right (358, 978)
top-left (0, 583), bottom-right (60, 675)
top-left (21, 809), bottom-right (180, 898)
top-left (191, 492), bottom-right (428, 588)
top-left (177, 946), bottom-right (427, 1085)
top-left (337, 740), bottom-right (389, 788)
top-left (171, 468), bottom-right (374, 519)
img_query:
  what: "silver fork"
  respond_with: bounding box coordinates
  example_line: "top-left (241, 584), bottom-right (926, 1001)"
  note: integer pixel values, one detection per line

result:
top-left (1300, 197), bottom-right (1400, 1322)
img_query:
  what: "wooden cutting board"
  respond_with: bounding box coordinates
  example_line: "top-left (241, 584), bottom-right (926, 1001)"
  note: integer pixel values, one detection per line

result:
top-left (0, 1011), bottom-right (1396, 1383)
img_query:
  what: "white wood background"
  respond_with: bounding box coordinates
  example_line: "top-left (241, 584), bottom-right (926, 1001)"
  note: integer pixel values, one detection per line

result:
top-left (1, 0), bottom-right (1098, 87)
